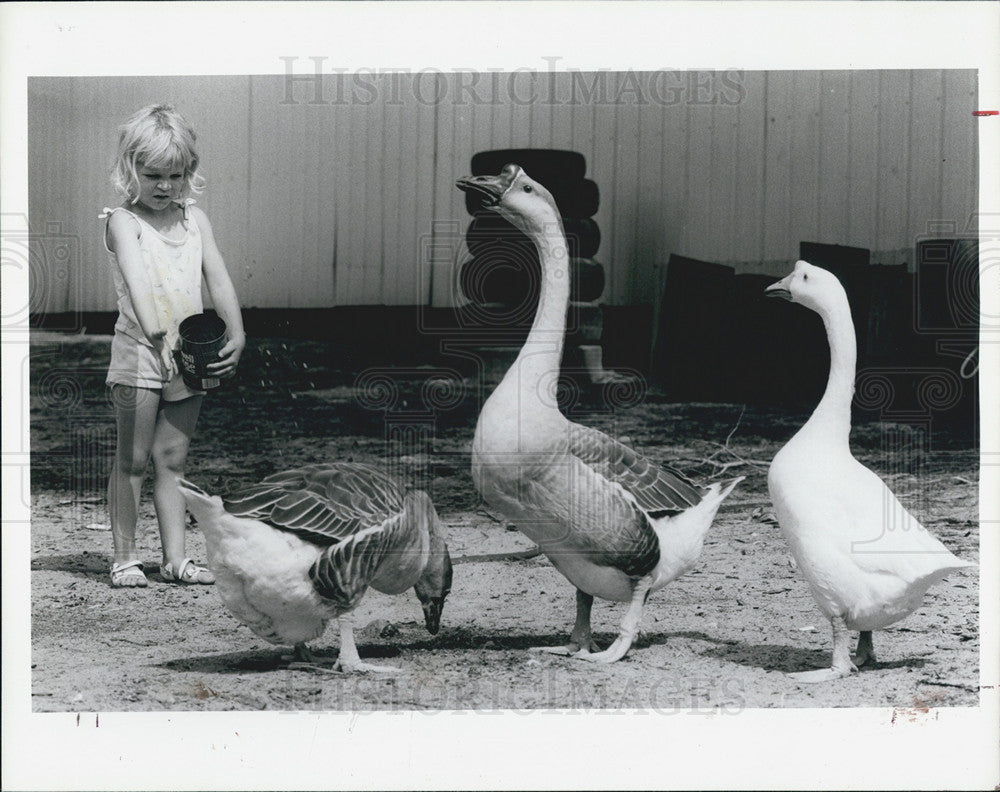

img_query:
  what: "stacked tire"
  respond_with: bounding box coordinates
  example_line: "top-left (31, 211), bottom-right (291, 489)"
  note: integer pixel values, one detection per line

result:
top-left (459, 149), bottom-right (605, 327)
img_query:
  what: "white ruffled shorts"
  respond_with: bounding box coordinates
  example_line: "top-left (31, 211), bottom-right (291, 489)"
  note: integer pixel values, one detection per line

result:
top-left (106, 331), bottom-right (204, 402)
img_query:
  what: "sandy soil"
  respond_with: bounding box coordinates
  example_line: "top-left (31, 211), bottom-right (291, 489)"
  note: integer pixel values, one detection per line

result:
top-left (28, 333), bottom-right (980, 711)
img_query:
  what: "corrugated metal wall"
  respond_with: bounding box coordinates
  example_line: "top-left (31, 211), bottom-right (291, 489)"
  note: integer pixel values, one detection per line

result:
top-left (28, 70), bottom-right (977, 313)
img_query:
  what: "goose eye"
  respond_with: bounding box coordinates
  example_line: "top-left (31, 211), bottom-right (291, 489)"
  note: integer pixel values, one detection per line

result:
top-left (803, 273), bottom-right (809, 281)
top-left (523, 185), bottom-right (533, 193)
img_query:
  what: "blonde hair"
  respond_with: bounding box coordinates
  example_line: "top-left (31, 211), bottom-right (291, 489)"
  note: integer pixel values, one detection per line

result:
top-left (111, 104), bottom-right (206, 203)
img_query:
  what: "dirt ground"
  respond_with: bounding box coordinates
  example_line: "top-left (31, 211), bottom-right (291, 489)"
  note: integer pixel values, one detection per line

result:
top-left (27, 331), bottom-right (980, 712)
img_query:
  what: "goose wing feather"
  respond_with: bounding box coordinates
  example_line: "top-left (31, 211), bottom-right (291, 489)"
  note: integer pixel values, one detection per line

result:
top-left (308, 513), bottom-right (407, 610)
top-left (773, 453), bottom-right (971, 581)
top-left (488, 424), bottom-right (663, 578)
top-left (539, 454), bottom-right (661, 578)
top-left (567, 422), bottom-right (707, 517)
top-left (223, 463), bottom-right (405, 546)
top-left (836, 461), bottom-right (971, 578)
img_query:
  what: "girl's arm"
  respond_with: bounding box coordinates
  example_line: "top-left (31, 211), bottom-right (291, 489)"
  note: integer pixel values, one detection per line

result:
top-left (192, 206), bottom-right (246, 378)
top-left (106, 211), bottom-right (176, 377)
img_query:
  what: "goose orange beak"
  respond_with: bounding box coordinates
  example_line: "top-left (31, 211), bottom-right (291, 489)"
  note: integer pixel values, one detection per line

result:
top-left (765, 274), bottom-right (793, 301)
top-left (456, 163), bottom-right (521, 210)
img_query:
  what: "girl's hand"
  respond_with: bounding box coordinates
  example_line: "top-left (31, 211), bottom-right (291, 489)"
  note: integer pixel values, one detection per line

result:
top-left (206, 333), bottom-right (245, 379)
top-left (151, 330), bottom-right (178, 382)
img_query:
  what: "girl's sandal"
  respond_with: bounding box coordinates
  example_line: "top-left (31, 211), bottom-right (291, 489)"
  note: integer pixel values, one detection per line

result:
top-left (161, 558), bottom-right (215, 585)
top-left (110, 560), bottom-right (148, 588)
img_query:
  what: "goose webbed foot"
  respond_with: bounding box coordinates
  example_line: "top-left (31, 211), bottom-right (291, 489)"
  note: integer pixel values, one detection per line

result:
top-left (282, 643), bottom-right (348, 674)
top-left (531, 639), bottom-right (602, 656)
top-left (788, 614), bottom-right (857, 683)
top-left (530, 588), bottom-right (602, 656)
top-left (572, 636), bottom-right (633, 664)
top-left (787, 666), bottom-right (854, 683)
top-left (334, 658), bottom-right (400, 673)
top-left (280, 642), bottom-right (316, 664)
top-left (852, 630), bottom-right (876, 668)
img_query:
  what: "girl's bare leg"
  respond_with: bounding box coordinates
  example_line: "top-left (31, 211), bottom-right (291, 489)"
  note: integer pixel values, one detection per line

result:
top-left (150, 394), bottom-right (203, 569)
top-left (108, 385), bottom-right (160, 566)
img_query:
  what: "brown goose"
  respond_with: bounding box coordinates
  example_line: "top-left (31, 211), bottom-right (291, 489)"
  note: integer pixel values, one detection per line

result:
top-left (457, 164), bottom-right (742, 663)
top-left (178, 463), bottom-right (452, 672)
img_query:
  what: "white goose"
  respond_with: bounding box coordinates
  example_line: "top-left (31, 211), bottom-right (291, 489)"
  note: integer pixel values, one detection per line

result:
top-left (177, 464), bottom-right (452, 672)
top-left (766, 260), bottom-right (976, 682)
top-left (457, 164), bottom-right (742, 663)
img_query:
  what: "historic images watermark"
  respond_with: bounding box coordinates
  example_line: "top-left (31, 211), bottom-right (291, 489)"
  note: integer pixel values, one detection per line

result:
top-left (273, 665), bottom-right (748, 712)
top-left (3, 214), bottom-right (85, 517)
top-left (279, 57), bottom-right (747, 108)
top-left (3, 213), bottom-right (83, 335)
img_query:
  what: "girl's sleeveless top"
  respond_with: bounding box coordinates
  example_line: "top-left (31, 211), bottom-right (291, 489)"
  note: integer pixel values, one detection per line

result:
top-left (100, 200), bottom-right (203, 350)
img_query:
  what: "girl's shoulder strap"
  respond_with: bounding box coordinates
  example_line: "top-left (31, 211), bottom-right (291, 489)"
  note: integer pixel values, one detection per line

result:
top-left (179, 197), bottom-right (197, 222)
top-left (100, 206), bottom-right (142, 253)
top-left (98, 206), bottom-right (139, 220)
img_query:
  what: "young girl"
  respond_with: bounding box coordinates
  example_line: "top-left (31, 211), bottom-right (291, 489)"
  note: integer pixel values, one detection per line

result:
top-left (103, 104), bottom-right (245, 588)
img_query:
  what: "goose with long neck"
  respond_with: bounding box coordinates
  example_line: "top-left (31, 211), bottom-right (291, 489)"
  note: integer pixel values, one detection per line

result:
top-left (178, 464), bottom-right (452, 673)
top-left (766, 261), bottom-right (976, 683)
top-left (457, 164), bottom-right (742, 663)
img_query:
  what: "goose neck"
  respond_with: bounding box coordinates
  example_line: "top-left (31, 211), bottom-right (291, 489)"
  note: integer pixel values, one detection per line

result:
top-left (516, 220), bottom-right (571, 385)
top-left (809, 298), bottom-right (856, 436)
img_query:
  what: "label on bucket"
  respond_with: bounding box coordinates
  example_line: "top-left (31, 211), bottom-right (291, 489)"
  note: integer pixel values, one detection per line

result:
top-left (179, 350), bottom-right (222, 390)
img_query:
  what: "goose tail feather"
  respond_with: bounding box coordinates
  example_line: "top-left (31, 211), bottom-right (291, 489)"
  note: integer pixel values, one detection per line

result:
top-left (707, 475), bottom-right (744, 505)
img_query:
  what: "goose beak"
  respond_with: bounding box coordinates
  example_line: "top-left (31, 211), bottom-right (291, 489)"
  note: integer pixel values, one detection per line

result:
top-left (456, 164), bottom-right (521, 210)
top-left (765, 274), bottom-right (793, 301)
top-left (421, 598), bottom-right (444, 635)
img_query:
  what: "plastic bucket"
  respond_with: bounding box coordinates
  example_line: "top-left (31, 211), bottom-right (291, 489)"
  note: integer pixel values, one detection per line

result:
top-left (178, 313), bottom-right (227, 390)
